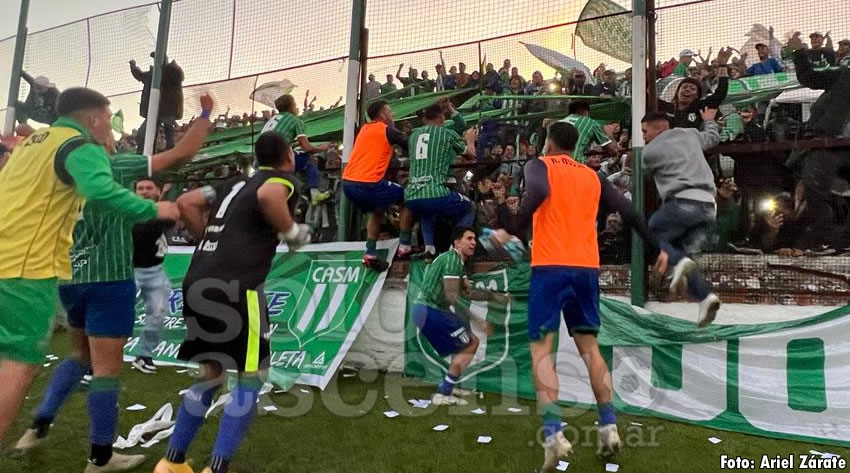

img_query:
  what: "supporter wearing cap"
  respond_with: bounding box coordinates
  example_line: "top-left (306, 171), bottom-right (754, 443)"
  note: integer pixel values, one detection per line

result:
top-left (747, 43), bottom-right (783, 76)
top-left (16, 70), bottom-right (60, 125)
top-left (808, 31), bottom-right (836, 66)
top-left (836, 39), bottom-right (850, 67)
top-left (673, 49), bottom-right (696, 77)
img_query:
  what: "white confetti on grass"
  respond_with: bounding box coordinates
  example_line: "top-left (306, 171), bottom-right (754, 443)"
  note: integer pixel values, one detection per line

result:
top-left (126, 404), bottom-right (147, 411)
top-left (605, 463), bottom-right (619, 472)
top-left (477, 435), bottom-right (492, 444)
top-left (471, 408), bottom-right (486, 415)
top-left (432, 424), bottom-right (449, 432)
top-left (383, 410), bottom-right (400, 418)
top-left (708, 436), bottom-right (722, 444)
top-left (557, 460), bottom-right (569, 471)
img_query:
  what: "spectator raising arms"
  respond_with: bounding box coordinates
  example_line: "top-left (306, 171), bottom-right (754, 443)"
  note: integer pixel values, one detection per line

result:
top-left (658, 47), bottom-right (731, 129)
top-left (130, 52), bottom-right (184, 153)
top-left (16, 71), bottom-right (60, 125)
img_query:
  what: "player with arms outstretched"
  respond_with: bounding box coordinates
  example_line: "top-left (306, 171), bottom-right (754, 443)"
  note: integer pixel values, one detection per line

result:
top-left (153, 131), bottom-right (310, 473)
top-left (412, 227), bottom-right (508, 405)
top-left (488, 122), bottom-right (663, 471)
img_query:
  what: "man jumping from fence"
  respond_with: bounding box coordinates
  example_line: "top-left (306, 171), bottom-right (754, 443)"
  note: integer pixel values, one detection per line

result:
top-left (641, 108), bottom-right (722, 326)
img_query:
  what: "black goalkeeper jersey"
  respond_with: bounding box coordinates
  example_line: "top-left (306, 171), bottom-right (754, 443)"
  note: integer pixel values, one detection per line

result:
top-left (184, 169), bottom-right (300, 290)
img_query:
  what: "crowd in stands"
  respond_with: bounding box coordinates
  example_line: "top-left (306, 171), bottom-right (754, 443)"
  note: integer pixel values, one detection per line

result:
top-left (3, 30), bottom-right (849, 261)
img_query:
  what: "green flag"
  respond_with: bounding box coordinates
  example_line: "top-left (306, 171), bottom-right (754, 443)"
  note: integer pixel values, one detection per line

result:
top-left (575, 0), bottom-right (632, 63)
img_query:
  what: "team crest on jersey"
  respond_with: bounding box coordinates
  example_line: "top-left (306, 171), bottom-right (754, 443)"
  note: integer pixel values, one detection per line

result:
top-left (416, 269), bottom-right (512, 383)
top-left (285, 259), bottom-right (365, 348)
top-left (688, 113), bottom-right (697, 122)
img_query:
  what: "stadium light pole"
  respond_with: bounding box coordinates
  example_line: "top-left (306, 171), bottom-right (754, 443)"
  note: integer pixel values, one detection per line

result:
top-left (337, 0), bottom-right (367, 242)
top-left (4, 0), bottom-right (30, 136)
top-left (630, 0), bottom-right (648, 307)
top-left (143, 0), bottom-right (174, 156)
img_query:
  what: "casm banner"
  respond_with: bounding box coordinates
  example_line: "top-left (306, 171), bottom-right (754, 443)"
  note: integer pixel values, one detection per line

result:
top-left (404, 261), bottom-right (850, 447)
top-left (126, 240), bottom-right (398, 390)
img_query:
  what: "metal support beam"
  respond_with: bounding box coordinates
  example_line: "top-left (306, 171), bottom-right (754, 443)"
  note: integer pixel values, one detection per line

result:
top-left (337, 0), bottom-right (367, 241)
top-left (630, 0), bottom-right (648, 307)
top-left (143, 0), bottom-right (174, 156)
top-left (4, 0), bottom-right (30, 135)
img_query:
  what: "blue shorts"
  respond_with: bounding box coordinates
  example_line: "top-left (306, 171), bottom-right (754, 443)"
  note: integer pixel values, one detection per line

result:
top-left (527, 266), bottom-right (600, 340)
top-left (406, 193), bottom-right (472, 221)
top-left (412, 304), bottom-right (473, 357)
top-left (342, 179), bottom-right (404, 212)
top-left (60, 280), bottom-right (137, 338)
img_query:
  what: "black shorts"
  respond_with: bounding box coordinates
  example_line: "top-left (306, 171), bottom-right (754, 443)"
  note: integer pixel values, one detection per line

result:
top-left (178, 280), bottom-right (270, 373)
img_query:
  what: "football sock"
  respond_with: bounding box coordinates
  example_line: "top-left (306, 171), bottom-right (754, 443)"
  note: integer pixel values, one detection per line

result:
top-left (209, 378), bottom-right (261, 470)
top-left (542, 402), bottom-right (562, 439)
top-left (33, 358), bottom-right (87, 434)
top-left (598, 402), bottom-right (617, 426)
top-left (437, 373), bottom-right (459, 395)
top-left (166, 382), bottom-right (219, 463)
top-left (88, 377), bottom-right (120, 466)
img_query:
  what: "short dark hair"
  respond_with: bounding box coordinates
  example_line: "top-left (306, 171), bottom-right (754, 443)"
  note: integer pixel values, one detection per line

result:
top-left (255, 131), bottom-right (291, 167)
top-left (56, 88), bottom-right (110, 117)
top-left (641, 112), bottom-right (670, 124)
top-left (273, 94), bottom-right (296, 113)
top-left (367, 100), bottom-right (389, 120)
top-left (568, 101), bottom-right (591, 115)
top-left (755, 43), bottom-right (768, 49)
top-left (422, 103), bottom-right (444, 120)
top-left (547, 122), bottom-right (579, 152)
top-left (452, 226), bottom-right (476, 243)
top-left (135, 178), bottom-right (162, 190)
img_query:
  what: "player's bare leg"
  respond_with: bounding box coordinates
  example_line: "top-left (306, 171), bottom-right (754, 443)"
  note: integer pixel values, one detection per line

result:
top-left (0, 360), bottom-right (41, 442)
top-left (573, 333), bottom-right (620, 457)
top-left (531, 333), bottom-right (572, 472)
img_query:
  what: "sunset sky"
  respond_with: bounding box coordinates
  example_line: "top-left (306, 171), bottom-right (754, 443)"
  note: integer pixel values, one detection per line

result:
top-left (1, 0), bottom-right (847, 130)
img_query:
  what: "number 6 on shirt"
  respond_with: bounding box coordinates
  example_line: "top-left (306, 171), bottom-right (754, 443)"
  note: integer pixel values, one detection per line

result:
top-left (415, 133), bottom-right (430, 160)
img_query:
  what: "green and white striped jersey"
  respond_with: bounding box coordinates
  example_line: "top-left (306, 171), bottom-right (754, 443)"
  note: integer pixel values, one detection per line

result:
top-left (261, 112), bottom-right (307, 147)
top-left (405, 124), bottom-right (467, 201)
top-left (68, 154), bottom-right (151, 284)
top-left (559, 114), bottom-right (612, 163)
top-left (415, 248), bottom-right (464, 311)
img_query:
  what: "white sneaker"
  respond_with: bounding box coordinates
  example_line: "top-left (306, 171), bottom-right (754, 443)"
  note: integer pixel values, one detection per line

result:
top-left (670, 257), bottom-right (697, 295)
top-left (83, 453), bottom-right (146, 473)
top-left (132, 357), bottom-right (157, 374)
top-left (451, 386), bottom-right (475, 397)
top-left (697, 293), bottom-right (721, 328)
top-left (541, 431), bottom-right (573, 472)
top-left (14, 428), bottom-right (44, 451)
top-left (597, 424), bottom-right (621, 457)
top-left (431, 393), bottom-right (468, 406)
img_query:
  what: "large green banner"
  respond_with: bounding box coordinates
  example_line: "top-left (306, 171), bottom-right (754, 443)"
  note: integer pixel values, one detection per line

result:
top-left (126, 241), bottom-right (397, 389)
top-left (404, 261), bottom-right (850, 447)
